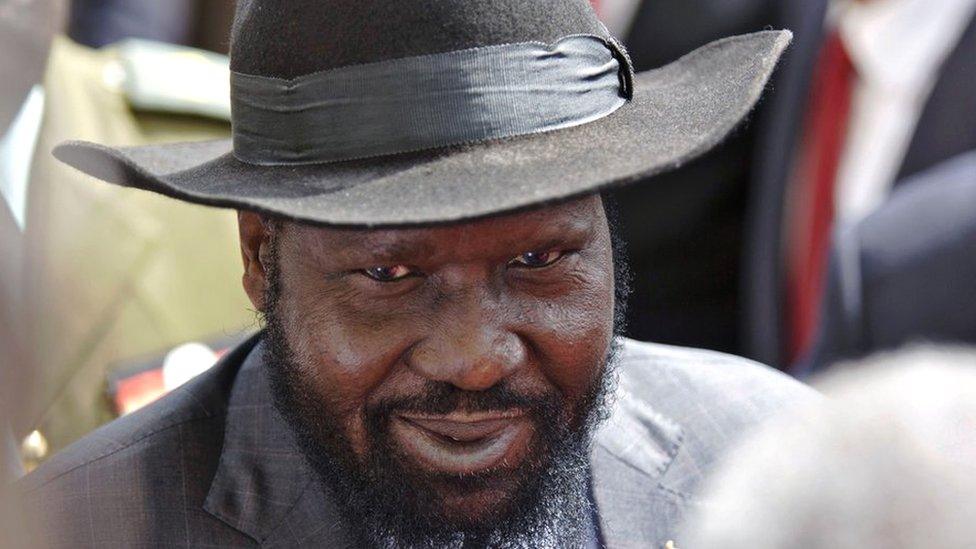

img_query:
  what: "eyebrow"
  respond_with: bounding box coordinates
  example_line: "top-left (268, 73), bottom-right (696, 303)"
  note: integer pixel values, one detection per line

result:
top-left (338, 234), bottom-right (437, 264)
top-left (520, 215), bottom-right (596, 244)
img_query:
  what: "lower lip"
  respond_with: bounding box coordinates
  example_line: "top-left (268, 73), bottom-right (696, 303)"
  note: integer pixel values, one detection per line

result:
top-left (389, 415), bottom-right (533, 475)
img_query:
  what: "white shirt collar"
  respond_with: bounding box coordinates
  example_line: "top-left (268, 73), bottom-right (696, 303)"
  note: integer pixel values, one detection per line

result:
top-left (835, 0), bottom-right (976, 94)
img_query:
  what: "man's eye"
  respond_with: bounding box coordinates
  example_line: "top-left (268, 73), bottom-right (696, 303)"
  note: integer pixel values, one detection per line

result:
top-left (508, 250), bottom-right (565, 269)
top-left (360, 265), bottom-right (416, 282)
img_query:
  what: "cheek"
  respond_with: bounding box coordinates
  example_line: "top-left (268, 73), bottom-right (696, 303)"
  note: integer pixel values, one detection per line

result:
top-left (524, 262), bottom-right (615, 400)
top-left (278, 285), bottom-right (420, 456)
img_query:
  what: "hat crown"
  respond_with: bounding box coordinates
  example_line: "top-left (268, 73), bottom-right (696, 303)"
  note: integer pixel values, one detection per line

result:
top-left (230, 0), bottom-right (604, 79)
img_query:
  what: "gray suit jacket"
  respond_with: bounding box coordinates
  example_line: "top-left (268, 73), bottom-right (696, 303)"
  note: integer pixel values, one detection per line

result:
top-left (19, 334), bottom-right (815, 548)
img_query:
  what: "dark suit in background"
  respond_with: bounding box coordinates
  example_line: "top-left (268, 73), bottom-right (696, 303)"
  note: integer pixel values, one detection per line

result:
top-left (615, 0), bottom-right (976, 370)
top-left (896, 16), bottom-right (976, 182)
top-left (67, 0), bottom-right (237, 54)
top-left (68, 0), bottom-right (195, 48)
top-left (802, 151), bottom-right (976, 374)
top-left (612, 0), bottom-right (824, 356)
top-left (611, 0), bottom-right (781, 354)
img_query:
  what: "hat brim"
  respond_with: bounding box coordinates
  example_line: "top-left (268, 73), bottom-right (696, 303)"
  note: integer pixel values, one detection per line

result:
top-left (54, 31), bottom-right (790, 227)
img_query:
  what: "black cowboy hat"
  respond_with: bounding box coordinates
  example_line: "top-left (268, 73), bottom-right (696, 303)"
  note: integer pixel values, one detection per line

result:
top-left (53, 0), bottom-right (791, 227)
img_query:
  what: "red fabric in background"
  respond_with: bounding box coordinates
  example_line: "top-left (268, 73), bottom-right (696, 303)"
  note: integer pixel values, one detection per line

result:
top-left (590, 0), bottom-right (600, 15)
top-left (785, 30), bottom-right (856, 364)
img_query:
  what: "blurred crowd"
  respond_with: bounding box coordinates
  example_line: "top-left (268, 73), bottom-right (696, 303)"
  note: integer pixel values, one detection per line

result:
top-left (1, 0), bottom-right (974, 544)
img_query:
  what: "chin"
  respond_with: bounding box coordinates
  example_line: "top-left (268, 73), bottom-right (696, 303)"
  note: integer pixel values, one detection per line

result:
top-left (429, 478), bottom-right (523, 526)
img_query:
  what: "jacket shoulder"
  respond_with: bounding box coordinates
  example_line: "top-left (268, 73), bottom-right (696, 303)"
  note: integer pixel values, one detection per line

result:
top-left (617, 338), bottom-right (816, 414)
top-left (615, 338), bottom-right (819, 497)
top-left (20, 335), bottom-right (257, 493)
top-left (15, 339), bottom-right (257, 547)
top-left (19, 376), bottom-right (214, 493)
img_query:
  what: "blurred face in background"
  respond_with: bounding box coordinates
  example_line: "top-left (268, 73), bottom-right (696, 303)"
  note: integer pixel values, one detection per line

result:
top-left (240, 196), bottom-right (621, 547)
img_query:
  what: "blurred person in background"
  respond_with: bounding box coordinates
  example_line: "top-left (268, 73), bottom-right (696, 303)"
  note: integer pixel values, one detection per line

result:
top-left (1, 0), bottom-right (62, 542)
top-left (1, 0), bottom-right (62, 483)
top-left (802, 151), bottom-right (976, 374)
top-left (2, 0), bottom-right (252, 473)
top-left (746, 0), bottom-right (976, 369)
top-left (683, 345), bottom-right (976, 548)
top-left (601, 0), bottom-right (975, 372)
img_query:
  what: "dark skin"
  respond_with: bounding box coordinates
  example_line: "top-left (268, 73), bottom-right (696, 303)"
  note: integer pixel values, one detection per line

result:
top-left (239, 195), bottom-right (615, 517)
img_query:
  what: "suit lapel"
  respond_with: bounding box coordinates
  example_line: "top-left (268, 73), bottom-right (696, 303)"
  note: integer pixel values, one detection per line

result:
top-left (590, 382), bottom-right (688, 548)
top-left (896, 11), bottom-right (976, 182)
top-left (203, 340), bottom-right (355, 547)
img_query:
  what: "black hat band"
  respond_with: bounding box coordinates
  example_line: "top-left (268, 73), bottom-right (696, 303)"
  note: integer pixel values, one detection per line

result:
top-left (230, 34), bottom-right (631, 166)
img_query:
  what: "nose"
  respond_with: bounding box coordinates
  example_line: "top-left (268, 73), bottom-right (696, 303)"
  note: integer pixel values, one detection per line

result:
top-left (407, 290), bottom-right (527, 392)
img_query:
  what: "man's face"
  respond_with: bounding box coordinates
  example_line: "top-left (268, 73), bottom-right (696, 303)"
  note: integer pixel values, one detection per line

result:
top-left (240, 195), bottom-right (618, 547)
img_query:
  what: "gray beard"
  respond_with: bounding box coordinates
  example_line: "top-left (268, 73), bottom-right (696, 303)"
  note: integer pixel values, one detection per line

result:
top-left (264, 319), bottom-right (619, 548)
top-left (260, 225), bottom-right (627, 548)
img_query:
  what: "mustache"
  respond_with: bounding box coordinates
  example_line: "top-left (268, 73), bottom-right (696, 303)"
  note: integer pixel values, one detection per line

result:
top-left (368, 380), bottom-right (562, 421)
